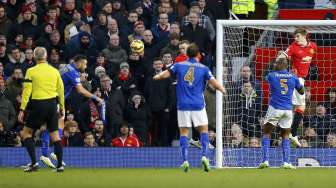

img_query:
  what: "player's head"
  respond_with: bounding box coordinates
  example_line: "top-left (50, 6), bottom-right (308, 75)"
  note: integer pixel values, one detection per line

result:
top-left (186, 43), bottom-right (199, 58)
top-left (33, 47), bottom-right (47, 62)
top-left (73, 54), bottom-right (87, 72)
top-left (293, 28), bottom-right (308, 45)
top-left (274, 57), bottom-right (288, 71)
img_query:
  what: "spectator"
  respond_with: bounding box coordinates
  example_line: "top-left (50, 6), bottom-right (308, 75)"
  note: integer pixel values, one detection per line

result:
top-left (111, 62), bottom-right (138, 101)
top-left (48, 48), bottom-right (65, 69)
top-left (175, 40), bottom-right (190, 63)
top-left (100, 75), bottom-right (125, 138)
top-left (143, 30), bottom-right (168, 69)
top-left (304, 86), bottom-right (317, 118)
top-left (65, 31), bottom-right (97, 67)
top-left (111, 121), bottom-right (141, 147)
top-left (93, 119), bottom-right (108, 146)
top-left (249, 137), bottom-right (260, 147)
top-left (127, 20), bottom-right (146, 44)
top-left (181, 12), bottom-right (211, 54)
top-left (102, 34), bottom-right (128, 76)
top-left (235, 64), bottom-right (263, 101)
top-left (0, 82), bottom-right (16, 131)
top-left (326, 133), bottom-right (336, 148)
top-left (299, 138), bottom-right (309, 148)
top-left (325, 88), bottom-right (336, 117)
top-left (78, 88), bottom-right (103, 134)
top-left (144, 58), bottom-right (170, 146)
top-left (151, 13), bottom-right (170, 41)
top-left (207, 0), bottom-right (231, 20)
top-left (5, 68), bottom-right (23, 106)
top-left (198, 0), bottom-right (215, 24)
top-left (4, 47), bottom-right (25, 77)
top-left (92, 12), bottom-right (109, 50)
top-left (236, 81), bottom-right (261, 138)
top-left (303, 127), bottom-right (323, 147)
top-left (83, 132), bottom-right (98, 147)
top-left (161, 32), bottom-right (180, 59)
top-left (170, 21), bottom-right (181, 35)
top-left (304, 103), bottom-right (336, 143)
top-left (151, 1), bottom-right (177, 26)
top-left (60, 0), bottom-right (77, 26)
top-left (11, 4), bottom-right (38, 41)
top-left (63, 9), bottom-right (82, 44)
top-left (0, 5), bottom-right (13, 37)
top-left (171, 0), bottom-right (188, 21)
top-left (0, 43), bottom-right (8, 65)
top-left (0, 120), bottom-right (20, 147)
top-left (35, 23), bottom-right (54, 46)
top-left (91, 66), bottom-right (107, 91)
top-left (44, 30), bottom-right (66, 60)
top-left (111, 0), bottom-right (128, 27)
top-left (228, 123), bottom-right (243, 148)
top-left (208, 128), bottom-right (216, 148)
top-left (120, 11), bottom-right (139, 40)
top-left (181, 1), bottom-right (215, 41)
top-left (20, 48), bottom-right (34, 73)
top-left (107, 18), bottom-right (119, 38)
top-left (142, 0), bottom-right (158, 28)
top-left (125, 91), bottom-right (152, 146)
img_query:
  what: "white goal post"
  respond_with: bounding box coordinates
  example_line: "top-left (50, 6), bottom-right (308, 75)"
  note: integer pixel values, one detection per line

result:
top-left (215, 20), bottom-right (336, 168)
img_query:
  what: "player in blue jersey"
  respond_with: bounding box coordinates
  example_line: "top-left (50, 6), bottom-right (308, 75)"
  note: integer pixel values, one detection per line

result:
top-left (38, 55), bottom-right (104, 168)
top-left (259, 57), bottom-right (304, 169)
top-left (153, 43), bottom-right (226, 172)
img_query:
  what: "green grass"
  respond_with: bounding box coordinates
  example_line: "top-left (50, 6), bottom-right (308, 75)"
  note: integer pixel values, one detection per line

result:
top-left (1, 168), bottom-right (336, 188)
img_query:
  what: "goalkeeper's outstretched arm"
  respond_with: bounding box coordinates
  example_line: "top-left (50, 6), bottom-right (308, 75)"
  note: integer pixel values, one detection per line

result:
top-left (209, 78), bottom-right (227, 95)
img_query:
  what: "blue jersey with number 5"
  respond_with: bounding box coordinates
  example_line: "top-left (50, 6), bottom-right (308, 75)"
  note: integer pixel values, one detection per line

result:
top-left (169, 58), bottom-right (214, 110)
top-left (267, 70), bottom-right (303, 110)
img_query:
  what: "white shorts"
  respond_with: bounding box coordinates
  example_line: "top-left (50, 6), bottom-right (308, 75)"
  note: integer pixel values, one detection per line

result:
top-left (177, 108), bottom-right (208, 128)
top-left (264, 106), bottom-right (293, 129)
top-left (292, 78), bottom-right (305, 106)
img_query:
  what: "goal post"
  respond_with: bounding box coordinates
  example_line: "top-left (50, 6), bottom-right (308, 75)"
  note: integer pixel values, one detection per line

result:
top-left (215, 20), bottom-right (336, 168)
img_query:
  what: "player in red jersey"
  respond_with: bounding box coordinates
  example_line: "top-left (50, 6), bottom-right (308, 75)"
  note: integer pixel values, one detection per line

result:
top-left (278, 28), bottom-right (317, 147)
top-left (112, 122), bottom-right (140, 147)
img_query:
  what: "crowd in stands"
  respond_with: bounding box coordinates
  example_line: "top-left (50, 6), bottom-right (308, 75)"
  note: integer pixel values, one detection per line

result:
top-left (0, 0), bottom-right (335, 148)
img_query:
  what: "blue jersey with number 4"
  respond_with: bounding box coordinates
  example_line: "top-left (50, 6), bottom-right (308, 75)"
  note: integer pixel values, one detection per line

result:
top-left (59, 63), bottom-right (81, 99)
top-left (169, 58), bottom-right (214, 110)
top-left (267, 70), bottom-right (303, 110)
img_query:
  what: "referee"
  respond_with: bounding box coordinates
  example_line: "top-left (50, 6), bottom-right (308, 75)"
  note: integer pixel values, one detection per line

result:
top-left (18, 47), bottom-right (65, 172)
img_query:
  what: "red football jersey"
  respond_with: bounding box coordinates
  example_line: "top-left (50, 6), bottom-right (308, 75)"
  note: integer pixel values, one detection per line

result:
top-left (112, 136), bottom-right (140, 147)
top-left (284, 41), bottom-right (317, 78)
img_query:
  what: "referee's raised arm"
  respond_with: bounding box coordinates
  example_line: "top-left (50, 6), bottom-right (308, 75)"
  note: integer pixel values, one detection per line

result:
top-left (19, 47), bottom-right (65, 172)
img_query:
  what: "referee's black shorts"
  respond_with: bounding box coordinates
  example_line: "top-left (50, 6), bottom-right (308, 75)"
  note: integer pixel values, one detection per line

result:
top-left (26, 98), bottom-right (58, 132)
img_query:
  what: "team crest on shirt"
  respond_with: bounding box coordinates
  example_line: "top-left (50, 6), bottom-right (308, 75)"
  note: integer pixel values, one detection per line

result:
top-left (184, 66), bottom-right (195, 86)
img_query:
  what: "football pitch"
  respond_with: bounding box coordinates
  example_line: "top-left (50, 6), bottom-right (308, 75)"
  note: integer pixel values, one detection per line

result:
top-left (1, 168), bottom-right (336, 188)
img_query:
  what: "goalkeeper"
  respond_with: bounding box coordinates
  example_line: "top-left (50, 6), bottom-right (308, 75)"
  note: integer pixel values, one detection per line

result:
top-left (153, 43), bottom-right (226, 172)
top-left (259, 57), bottom-right (304, 169)
top-left (277, 28), bottom-right (317, 147)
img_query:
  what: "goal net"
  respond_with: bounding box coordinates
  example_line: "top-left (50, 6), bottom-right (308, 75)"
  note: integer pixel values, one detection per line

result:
top-left (215, 20), bottom-right (336, 168)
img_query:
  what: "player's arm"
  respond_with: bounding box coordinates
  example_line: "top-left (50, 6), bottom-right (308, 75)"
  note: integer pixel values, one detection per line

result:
top-left (208, 78), bottom-right (227, 95)
top-left (153, 70), bottom-right (171, 80)
top-left (20, 70), bottom-right (33, 111)
top-left (75, 84), bottom-right (101, 101)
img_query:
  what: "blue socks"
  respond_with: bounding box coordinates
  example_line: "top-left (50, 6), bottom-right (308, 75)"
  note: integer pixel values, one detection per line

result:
top-left (200, 133), bottom-right (209, 158)
top-left (41, 129), bottom-right (63, 157)
top-left (180, 136), bottom-right (189, 162)
top-left (41, 130), bottom-right (50, 157)
top-left (282, 138), bottom-right (290, 163)
top-left (262, 136), bottom-right (270, 162)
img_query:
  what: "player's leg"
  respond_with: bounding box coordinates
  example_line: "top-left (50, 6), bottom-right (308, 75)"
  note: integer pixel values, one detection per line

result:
top-left (259, 122), bottom-right (274, 169)
top-left (50, 128), bottom-right (66, 166)
top-left (40, 126), bottom-right (56, 169)
top-left (290, 78), bottom-right (305, 147)
top-left (20, 126), bottom-right (38, 172)
top-left (193, 108), bottom-right (210, 172)
top-left (177, 110), bottom-right (191, 172)
top-left (259, 106), bottom-right (278, 169)
top-left (47, 100), bottom-right (64, 172)
top-left (280, 111), bottom-right (296, 169)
